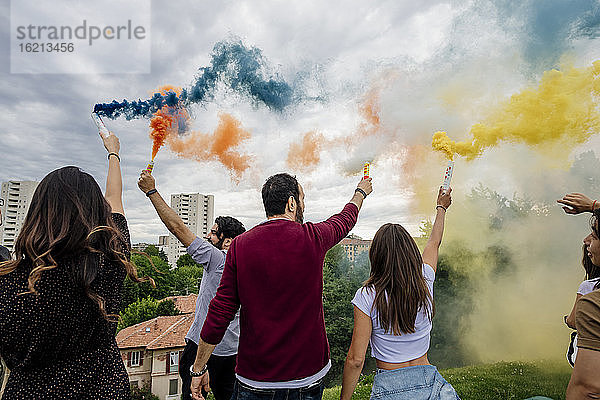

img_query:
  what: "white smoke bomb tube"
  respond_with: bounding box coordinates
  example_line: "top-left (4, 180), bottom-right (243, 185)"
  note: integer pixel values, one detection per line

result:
top-left (91, 112), bottom-right (111, 137)
top-left (442, 160), bottom-right (454, 193)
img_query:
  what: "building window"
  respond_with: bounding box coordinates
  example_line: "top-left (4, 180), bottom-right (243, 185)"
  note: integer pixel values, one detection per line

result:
top-left (169, 378), bottom-right (179, 395)
top-left (130, 381), bottom-right (139, 389)
top-left (131, 350), bottom-right (141, 366)
top-left (170, 351), bottom-right (179, 373)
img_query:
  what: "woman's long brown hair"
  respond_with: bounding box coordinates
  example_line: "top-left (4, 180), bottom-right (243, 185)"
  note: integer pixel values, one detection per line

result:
top-left (0, 166), bottom-right (150, 321)
top-left (365, 223), bottom-right (434, 335)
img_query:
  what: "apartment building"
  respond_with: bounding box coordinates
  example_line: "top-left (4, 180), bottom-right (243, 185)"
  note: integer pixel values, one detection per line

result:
top-left (0, 181), bottom-right (39, 251)
top-left (167, 193), bottom-right (214, 267)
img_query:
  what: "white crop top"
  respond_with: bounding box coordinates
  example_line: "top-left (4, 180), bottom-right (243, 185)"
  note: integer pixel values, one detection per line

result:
top-left (578, 278), bottom-right (600, 296)
top-left (351, 263), bottom-right (435, 363)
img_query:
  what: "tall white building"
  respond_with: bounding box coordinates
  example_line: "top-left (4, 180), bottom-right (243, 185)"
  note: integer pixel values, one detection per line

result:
top-left (0, 181), bottom-right (39, 252)
top-left (167, 193), bottom-right (214, 267)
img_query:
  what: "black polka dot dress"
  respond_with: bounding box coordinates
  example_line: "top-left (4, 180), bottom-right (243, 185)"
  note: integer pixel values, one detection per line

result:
top-left (0, 213), bottom-right (131, 399)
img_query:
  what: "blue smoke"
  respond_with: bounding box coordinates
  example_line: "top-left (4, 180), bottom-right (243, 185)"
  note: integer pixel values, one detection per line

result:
top-left (494, 0), bottom-right (600, 70)
top-left (94, 39), bottom-right (293, 119)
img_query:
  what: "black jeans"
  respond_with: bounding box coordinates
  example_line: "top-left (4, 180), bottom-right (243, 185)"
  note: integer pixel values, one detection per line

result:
top-left (231, 379), bottom-right (324, 400)
top-left (180, 340), bottom-right (237, 400)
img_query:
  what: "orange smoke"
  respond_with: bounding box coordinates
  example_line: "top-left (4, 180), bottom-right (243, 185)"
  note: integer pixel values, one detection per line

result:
top-left (286, 131), bottom-right (326, 171)
top-left (149, 85), bottom-right (189, 160)
top-left (167, 113), bottom-right (252, 179)
top-left (286, 88), bottom-right (384, 172)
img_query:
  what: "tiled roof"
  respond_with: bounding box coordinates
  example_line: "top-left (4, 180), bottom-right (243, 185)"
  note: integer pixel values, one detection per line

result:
top-left (116, 314), bottom-right (194, 350)
top-left (164, 294), bottom-right (197, 314)
top-left (340, 237), bottom-right (372, 245)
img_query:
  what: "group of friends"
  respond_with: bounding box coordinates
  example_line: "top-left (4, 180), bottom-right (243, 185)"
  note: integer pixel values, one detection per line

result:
top-left (0, 130), bottom-right (598, 400)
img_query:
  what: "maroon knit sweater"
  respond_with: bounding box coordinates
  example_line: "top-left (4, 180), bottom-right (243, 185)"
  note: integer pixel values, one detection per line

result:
top-left (200, 203), bottom-right (359, 382)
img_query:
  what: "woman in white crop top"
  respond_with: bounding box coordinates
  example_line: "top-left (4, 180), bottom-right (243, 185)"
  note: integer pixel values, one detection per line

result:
top-left (340, 187), bottom-right (459, 400)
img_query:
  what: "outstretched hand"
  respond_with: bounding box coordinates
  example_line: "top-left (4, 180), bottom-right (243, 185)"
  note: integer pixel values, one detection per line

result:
top-left (437, 186), bottom-right (452, 210)
top-left (357, 177), bottom-right (373, 196)
top-left (557, 193), bottom-right (595, 215)
top-left (101, 132), bottom-right (120, 155)
top-left (138, 170), bottom-right (156, 194)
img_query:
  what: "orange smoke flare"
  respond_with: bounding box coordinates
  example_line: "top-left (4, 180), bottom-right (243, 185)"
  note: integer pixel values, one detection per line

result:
top-left (149, 85), bottom-right (188, 160)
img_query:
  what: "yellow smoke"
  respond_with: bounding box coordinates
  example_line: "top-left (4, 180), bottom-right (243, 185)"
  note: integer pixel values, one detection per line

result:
top-left (433, 61), bottom-right (600, 160)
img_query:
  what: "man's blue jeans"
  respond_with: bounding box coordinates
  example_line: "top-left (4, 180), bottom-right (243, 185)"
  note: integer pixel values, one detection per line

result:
top-left (230, 379), bottom-right (324, 400)
top-left (370, 365), bottom-right (460, 400)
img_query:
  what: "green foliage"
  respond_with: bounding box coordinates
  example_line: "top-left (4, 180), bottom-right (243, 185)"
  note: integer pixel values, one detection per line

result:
top-left (325, 244), bottom-right (351, 277)
top-left (322, 360), bottom-right (571, 400)
top-left (468, 184), bottom-right (547, 230)
top-left (350, 251), bottom-right (370, 283)
top-left (177, 253), bottom-right (197, 268)
top-left (122, 252), bottom-right (203, 310)
top-left (142, 244), bottom-right (168, 262)
top-left (130, 383), bottom-right (160, 400)
top-left (323, 273), bottom-right (360, 386)
top-left (123, 254), bottom-right (172, 308)
top-left (323, 245), bottom-right (375, 387)
top-left (118, 297), bottom-right (179, 331)
top-left (444, 361), bottom-right (571, 400)
top-left (428, 249), bottom-right (475, 368)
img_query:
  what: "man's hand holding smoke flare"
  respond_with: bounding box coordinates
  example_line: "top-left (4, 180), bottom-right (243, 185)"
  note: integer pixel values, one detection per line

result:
top-left (557, 193), bottom-right (598, 215)
top-left (138, 170), bottom-right (156, 194)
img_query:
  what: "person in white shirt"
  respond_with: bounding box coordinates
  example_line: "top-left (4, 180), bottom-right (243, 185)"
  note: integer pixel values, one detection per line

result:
top-left (340, 186), bottom-right (459, 400)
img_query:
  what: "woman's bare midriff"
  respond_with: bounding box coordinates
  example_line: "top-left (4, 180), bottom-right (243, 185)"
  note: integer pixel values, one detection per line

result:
top-left (376, 353), bottom-right (430, 370)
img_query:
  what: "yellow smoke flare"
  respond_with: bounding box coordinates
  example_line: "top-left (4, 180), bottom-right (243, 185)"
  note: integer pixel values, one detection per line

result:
top-left (433, 61), bottom-right (600, 160)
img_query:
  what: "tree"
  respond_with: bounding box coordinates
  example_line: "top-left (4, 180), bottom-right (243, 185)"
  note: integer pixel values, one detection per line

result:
top-left (323, 273), bottom-right (361, 386)
top-left (171, 263), bottom-right (203, 296)
top-left (118, 297), bottom-right (179, 331)
top-left (122, 254), bottom-right (173, 309)
top-left (325, 244), bottom-right (351, 278)
top-left (130, 383), bottom-right (159, 400)
top-left (141, 244), bottom-right (168, 263)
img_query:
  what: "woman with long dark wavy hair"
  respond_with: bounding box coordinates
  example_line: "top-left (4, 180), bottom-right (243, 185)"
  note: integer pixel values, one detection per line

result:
top-left (340, 187), bottom-right (459, 400)
top-left (0, 132), bottom-right (147, 399)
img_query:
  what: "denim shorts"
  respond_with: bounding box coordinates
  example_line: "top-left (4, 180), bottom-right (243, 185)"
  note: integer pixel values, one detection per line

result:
top-left (231, 378), bottom-right (324, 400)
top-left (370, 365), bottom-right (460, 400)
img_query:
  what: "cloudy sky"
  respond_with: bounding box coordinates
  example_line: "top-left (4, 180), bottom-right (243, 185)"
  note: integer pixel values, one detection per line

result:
top-left (2, 0), bottom-right (600, 245)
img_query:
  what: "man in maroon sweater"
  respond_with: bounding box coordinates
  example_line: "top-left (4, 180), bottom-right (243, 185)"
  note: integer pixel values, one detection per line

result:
top-left (190, 173), bottom-right (372, 400)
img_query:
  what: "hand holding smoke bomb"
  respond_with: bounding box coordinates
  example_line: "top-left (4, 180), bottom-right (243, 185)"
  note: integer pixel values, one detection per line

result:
top-left (441, 160), bottom-right (454, 194)
top-left (101, 134), bottom-right (120, 157)
top-left (91, 112), bottom-right (111, 138)
top-left (138, 170), bottom-right (156, 194)
top-left (437, 185), bottom-right (452, 211)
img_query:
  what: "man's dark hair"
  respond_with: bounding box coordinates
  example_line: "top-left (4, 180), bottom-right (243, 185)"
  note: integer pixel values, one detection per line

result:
top-left (261, 173), bottom-right (299, 217)
top-left (215, 216), bottom-right (246, 239)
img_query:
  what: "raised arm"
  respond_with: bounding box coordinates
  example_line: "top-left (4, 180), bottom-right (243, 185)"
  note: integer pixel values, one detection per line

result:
top-left (558, 193), bottom-right (598, 215)
top-left (350, 177), bottom-right (373, 211)
top-left (101, 133), bottom-right (124, 215)
top-left (138, 170), bottom-right (196, 247)
top-left (315, 178), bottom-right (373, 251)
top-left (422, 187), bottom-right (452, 271)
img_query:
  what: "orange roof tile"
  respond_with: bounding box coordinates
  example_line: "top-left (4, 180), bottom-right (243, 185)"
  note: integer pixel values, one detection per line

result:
top-left (164, 294), bottom-right (197, 314)
top-left (116, 314), bottom-right (193, 350)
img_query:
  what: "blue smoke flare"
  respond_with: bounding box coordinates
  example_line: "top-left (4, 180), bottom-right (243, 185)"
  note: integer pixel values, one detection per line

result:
top-left (93, 39), bottom-right (293, 119)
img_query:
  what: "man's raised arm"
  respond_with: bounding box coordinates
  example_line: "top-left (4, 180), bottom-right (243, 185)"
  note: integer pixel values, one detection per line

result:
top-left (138, 170), bottom-right (196, 247)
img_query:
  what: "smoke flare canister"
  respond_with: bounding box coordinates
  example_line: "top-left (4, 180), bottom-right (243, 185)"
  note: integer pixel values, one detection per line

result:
top-left (363, 162), bottom-right (370, 179)
top-left (146, 161), bottom-right (154, 174)
top-left (442, 160), bottom-right (454, 193)
top-left (91, 112), bottom-right (111, 137)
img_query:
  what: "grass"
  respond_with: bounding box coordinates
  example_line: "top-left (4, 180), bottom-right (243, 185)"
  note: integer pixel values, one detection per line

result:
top-left (323, 360), bottom-right (572, 400)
